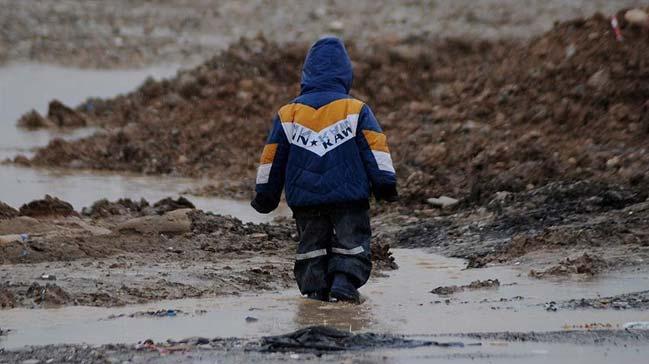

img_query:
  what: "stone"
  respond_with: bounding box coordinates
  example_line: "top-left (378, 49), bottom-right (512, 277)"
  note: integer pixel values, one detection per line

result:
top-left (586, 69), bottom-right (610, 90)
top-left (625, 9), bottom-right (649, 27)
top-left (117, 209), bottom-right (192, 234)
top-left (426, 196), bottom-right (459, 208)
top-left (17, 110), bottom-right (55, 129)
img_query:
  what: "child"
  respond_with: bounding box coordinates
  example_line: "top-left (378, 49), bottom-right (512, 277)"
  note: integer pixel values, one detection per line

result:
top-left (251, 37), bottom-right (397, 303)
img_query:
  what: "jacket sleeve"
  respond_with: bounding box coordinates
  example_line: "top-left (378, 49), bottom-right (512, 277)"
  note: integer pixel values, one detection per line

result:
top-left (354, 104), bottom-right (397, 200)
top-left (253, 114), bottom-right (290, 212)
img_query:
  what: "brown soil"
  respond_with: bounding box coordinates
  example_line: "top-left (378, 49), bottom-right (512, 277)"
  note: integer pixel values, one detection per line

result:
top-left (0, 197), bottom-right (397, 308)
top-left (529, 253), bottom-right (608, 278)
top-left (19, 11), bottom-right (649, 205)
top-left (389, 180), bottom-right (649, 273)
top-left (430, 279), bottom-right (500, 295)
top-left (0, 202), bottom-right (18, 220)
top-left (18, 195), bottom-right (77, 218)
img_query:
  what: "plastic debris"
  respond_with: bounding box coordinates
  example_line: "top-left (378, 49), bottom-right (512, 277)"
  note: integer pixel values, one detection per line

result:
top-left (611, 16), bottom-right (623, 41)
top-left (623, 321), bottom-right (649, 330)
top-left (39, 274), bottom-right (57, 281)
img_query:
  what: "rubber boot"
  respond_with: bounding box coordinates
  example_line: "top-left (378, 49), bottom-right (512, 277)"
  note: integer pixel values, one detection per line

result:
top-left (330, 273), bottom-right (360, 303)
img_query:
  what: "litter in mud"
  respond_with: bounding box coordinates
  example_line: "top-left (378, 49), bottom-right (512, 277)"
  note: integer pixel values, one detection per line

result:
top-left (261, 326), bottom-right (435, 352)
top-left (623, 322), bottom-right (649, 330)
top-left (431, 279), bottom-right (500, 295)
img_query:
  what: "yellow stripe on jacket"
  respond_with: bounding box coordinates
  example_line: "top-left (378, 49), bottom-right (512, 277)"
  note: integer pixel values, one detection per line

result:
top-left (278, 98), bottom-right (364, 132)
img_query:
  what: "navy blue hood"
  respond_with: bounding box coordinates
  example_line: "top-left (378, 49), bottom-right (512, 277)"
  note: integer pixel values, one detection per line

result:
top-left (300, 37), bottom-right (353, 95)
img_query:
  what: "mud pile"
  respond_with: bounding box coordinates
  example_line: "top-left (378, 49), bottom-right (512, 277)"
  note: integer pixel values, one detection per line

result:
top-left (0, 202), bottom-right (18, 220)
top-left (18, 195), bottom-right (77, 217)
top-left (391, 180), bottom-right (649, 271)
top-left (19, 11), bottom-right (649, 204)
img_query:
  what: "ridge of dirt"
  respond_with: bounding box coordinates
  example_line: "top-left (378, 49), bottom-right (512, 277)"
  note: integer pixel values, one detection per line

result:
top-left (0, 196), bottom-right (397, 308)
top-left (18, 11), bottom-right (649, 205)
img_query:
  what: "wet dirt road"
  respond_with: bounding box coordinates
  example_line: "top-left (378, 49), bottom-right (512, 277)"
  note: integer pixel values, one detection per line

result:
top-left (2, 249), bottom-right (648, 362)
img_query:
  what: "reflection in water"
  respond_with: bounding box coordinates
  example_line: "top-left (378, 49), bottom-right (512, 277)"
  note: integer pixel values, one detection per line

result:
top-left (294, 297), bottom-right (373, 333)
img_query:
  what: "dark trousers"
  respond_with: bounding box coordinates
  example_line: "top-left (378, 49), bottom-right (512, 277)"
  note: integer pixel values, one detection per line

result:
top-left (293, 207), bottom-right (372, 294)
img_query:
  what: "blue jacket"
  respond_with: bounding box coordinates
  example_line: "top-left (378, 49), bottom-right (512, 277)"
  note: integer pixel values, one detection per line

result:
top-left (254, 37), bottom-right (397, 211)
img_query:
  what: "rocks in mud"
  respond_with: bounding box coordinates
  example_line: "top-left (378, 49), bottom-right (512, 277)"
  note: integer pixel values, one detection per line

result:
top-left (17, 100), bottom-right (89, 129)
top-left (82, 196), bottom-right (195, 218)
top-left (117, 208), bottom-right (192, 234)
top-left (529, 253), bottom-right (607, 278)
top-left (0, 287), bottom-right (16, 308)
top-left (371, 242), bottom-right (398, 270)
top-left (586, 69), bottom-right (610, 90)
top-left (624, 8), bottom-right (649, 28)
top-left (19, 195), bottom-right (77, 218)
top-left (46, 100), bottom-right (88, 127)
top-left (0, 201), bottom-right (19, 220)
top-left (26, 282), bottom-right (71, 305)
top-left (426, 196), bottom-right (459, 208)
top-left (431, 279), bottom-right (500, 295)
top-left (152, 197), bottom-right (195, 215)
top-left (557, 290), bottom-right (649, 310)
top-left (17, 110), bottom-right (56, 129)
top-left (82, 198), bottom-right (151, 218)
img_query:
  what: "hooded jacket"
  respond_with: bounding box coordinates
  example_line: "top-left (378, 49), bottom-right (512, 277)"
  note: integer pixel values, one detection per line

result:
top-left (253, 37), bottom-right (397, 212)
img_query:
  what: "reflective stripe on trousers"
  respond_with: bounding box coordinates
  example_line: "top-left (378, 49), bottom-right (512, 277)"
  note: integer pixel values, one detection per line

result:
top-left (295, 248), bottom-right (327, 261)
top-left (331, 246), bottom-right (364, 255)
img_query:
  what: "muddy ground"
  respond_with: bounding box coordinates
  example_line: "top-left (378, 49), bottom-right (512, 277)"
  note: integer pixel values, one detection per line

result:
top-left (0, 0), bottom-right (638, 68)
top-left (11, 10), bottom-right (649, 206)
top-left (0, 196), bottom-right (395, 309)
top-left (2, 3), bottom-right (649, 363)
top-left (1, 327), bottom-right (648, 364)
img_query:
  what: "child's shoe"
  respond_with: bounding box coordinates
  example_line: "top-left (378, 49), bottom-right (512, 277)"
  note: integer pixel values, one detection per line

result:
top-left (306, 290), bottom-right (329, 302)
top-left (330, 273), bottom-right (360, 303)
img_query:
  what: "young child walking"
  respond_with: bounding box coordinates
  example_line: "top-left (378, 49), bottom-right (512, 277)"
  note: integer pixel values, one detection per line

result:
top-left (251, 37), bottom-right (398, 303)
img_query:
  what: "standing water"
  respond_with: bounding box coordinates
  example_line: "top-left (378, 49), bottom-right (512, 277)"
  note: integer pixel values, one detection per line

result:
top-left (0, 63), bottom-right (289, 223)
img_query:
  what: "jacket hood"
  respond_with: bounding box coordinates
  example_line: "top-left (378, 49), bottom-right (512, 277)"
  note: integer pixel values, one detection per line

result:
top-left (300, 37), bottom-right (353, 95)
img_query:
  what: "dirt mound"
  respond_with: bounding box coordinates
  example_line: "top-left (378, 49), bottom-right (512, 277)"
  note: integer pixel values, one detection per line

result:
top-left (431, 279), bottom-right (500, 295)
top-left (26, 282), bottom-right (71, 306)
top-left (0, 202), bottom-right (18, 220)
top-left (19, 195), bottom-right (77, 218)
top-left (0, 287), bottom-right (16, 308)
top-left (17, 110), bottom-right (55, 128)
top-left (21, 11), bottom-right (649, 205)
top-left (153, 197), bottom-right (195, 214)
top-left (530, 253), bottom-right (608, 278)
top-left (390, 180), bottom-right (649, 269)
top-left (81, 198), bottom-right (151, 218)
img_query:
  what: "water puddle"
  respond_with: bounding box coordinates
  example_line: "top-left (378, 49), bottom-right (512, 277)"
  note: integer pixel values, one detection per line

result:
top-left (1, 249), bottom-right (647, 350)
top-left (0, 164), bottom-right (289, 223)
top-left (0, 63), bottom-right (289, 223)
top-left (0, 63), bottom-right (179, 159)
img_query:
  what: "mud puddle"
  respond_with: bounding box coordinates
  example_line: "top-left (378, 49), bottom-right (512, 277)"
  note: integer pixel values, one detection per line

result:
top-left (2, 249), bottom-right (648, 350)
top-left (0, 164), bottom-right (289, 223)
top-left (0, 63), bottom-right (179, 159)
top-left (0, 63), bottom-right (289, 223)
